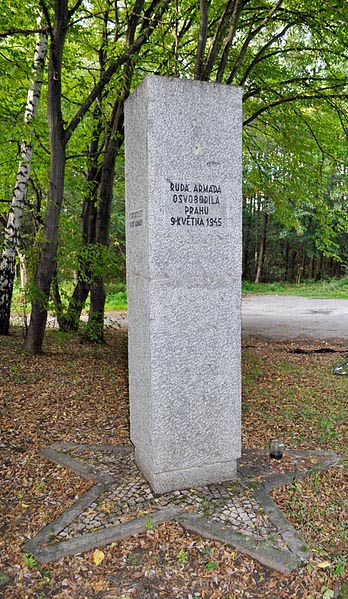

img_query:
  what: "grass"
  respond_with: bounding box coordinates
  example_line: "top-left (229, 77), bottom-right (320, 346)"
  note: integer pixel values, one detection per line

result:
top-left (242, 338), bottom-right (348, 578)
top-left (10, 281), bottom-right (128, 315)
top-left (242, 277), bottom-right (348, 299)
top-left (241, 349), bottom-right (265, 387)
top-left (109, 277), bottom-right (348, 306)
top-left (104, 288), bottom-right (127, 311)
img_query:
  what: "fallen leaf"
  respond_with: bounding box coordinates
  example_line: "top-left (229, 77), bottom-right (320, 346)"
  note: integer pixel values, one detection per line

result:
top-left (316, 561), bottom-right (332, 569)
top-left (93, 549), bottom-right (105, 565)
top-left (90, 579), bottom-right (108, 592)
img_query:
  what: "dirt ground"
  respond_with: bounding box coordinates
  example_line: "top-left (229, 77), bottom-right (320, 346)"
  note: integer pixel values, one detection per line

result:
top-left (0, 326), bottom-right (347, 598)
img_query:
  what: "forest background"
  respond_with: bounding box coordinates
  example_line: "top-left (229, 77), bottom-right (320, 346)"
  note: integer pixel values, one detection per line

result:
top-left (0, 0), bottom-right (347, 354)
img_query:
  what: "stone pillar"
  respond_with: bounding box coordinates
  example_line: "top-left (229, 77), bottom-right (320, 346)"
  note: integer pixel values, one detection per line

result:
top-left (125, 75), bottom-right (242, 494)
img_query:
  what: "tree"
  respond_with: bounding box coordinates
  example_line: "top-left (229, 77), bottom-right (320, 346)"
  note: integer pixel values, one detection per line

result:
top-left (24, 0), bottom-right (170, 354)
top-left (0, 19), bottom-right (48, 335)
top-left (154, 0), bottom-right (348, 271)
top-left (62, 6), bottom-right (138, 342)
top-left (242, 106), bottom-right (348, 283)
top-left (1, 0), bottom-right (347, 349)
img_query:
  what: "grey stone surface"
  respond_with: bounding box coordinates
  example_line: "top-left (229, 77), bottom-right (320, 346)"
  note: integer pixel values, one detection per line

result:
top-left (125, 75), bottom-right (243, 493)
top-left (24, 443), bottom-right (340, 571)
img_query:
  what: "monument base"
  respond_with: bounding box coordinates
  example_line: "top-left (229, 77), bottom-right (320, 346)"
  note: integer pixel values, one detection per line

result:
top-left (135, 448), bottom-right (238, 494)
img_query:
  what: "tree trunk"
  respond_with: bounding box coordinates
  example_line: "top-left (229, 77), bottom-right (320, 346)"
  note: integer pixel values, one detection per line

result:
top-left (25, 2), bottom-right (68, 354)
top-left (63, 96), bottom-right (125, 341)
top-left (57, 114), bottom-right (100, 332)
top-left (287, 250), bottom-right (297, 283)
top-left (309, 255), bottom-right (314, 280)
top-left (25, 135), bottom-right (66, 353)
top-left (255, 211), bottom-right (268, 283)
top-left (284, 238), bottom-right (290, 281)
top-left (333, 260), bottom-right (341, 278)
top-left (242, 196), bottom-right (252, 279)
top-left (18, 252), bottom-right (28, 296)
top-left (297, 249), bottom-right (306, 284)
top-left (86, 276), bottom-right (106, 342)
top-left (0, 23), bottom-right (47, 335)
top-left (194, 0), bottom-right (209, 80)
top-left (314, 252), bottom-right (324, 282)
top-left (85, 99), bottom-right (125, 343)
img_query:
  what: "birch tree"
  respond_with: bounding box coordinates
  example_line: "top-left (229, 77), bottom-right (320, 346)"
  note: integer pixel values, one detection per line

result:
top-left (0, 21), bottom-right (48, 335)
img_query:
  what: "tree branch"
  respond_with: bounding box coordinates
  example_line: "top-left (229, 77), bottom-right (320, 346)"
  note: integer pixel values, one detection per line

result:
top-left (194, 0), bottom-right (210, 80)
top-left (243, 86), bottom-right (348, 126)
top-left (68, 0), bottom-right (84, 20)
top-left (0, 27), bottom-right (48, 38)
top-left (39, 0), bottom-right (53, 37)
top-left (239, 23), bottom-right (293, 86)
top-left (201, 0), bottom-right (236, 81)
top-left (64, 0), bottom-right (170, 143)
top-left (227, 0), bottom-right (284, 84)
top-left (126, 0), bottom-right (145, 46)
top-left (216, 0), bottom-right (243, 83)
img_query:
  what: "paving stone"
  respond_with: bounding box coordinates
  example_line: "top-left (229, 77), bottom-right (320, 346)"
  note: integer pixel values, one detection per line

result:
top-left (24, 444), bottom-right (340, 573)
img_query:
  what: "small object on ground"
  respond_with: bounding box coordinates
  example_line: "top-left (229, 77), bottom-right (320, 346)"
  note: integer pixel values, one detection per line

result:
top-left (269, 439), bottom-right (284, 460)
top-left (333, 360), bottom-right (348, 375)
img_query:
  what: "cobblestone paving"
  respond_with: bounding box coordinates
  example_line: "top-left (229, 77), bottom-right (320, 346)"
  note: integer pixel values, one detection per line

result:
top-left (54, 446), bottom-right (324, 549)
top-left (24, 444), bottom-right (339, 571)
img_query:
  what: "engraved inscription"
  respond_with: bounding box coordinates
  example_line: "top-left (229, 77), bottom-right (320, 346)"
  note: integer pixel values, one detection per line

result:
top-left (167, 180), bottom-right (226, 228)
top-left (129, 209), bottom-right (143, 228)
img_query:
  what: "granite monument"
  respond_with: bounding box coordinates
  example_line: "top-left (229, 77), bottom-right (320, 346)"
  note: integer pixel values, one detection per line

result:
top-left (125, 75), bottom-right (242, 494)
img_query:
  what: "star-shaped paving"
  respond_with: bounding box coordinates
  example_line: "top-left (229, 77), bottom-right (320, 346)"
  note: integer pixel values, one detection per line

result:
top-left (23, 444), bottom-right (339, 573)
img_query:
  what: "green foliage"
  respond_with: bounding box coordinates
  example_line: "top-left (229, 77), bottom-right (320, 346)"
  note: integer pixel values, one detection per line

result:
top-left (321, 588), bottom-right (334, 599)
top-left (145, 518), bottom-right (154, 531)
top-left (242, 119), bottom-right (348, 281)
top-left (242, 279), bottom-right (348, 299)
top-left (205, 561), bottom-right (219, 570)
top-left (23, 553), bottom-right (39, 570)
top-left (79, 244), bottom-right (118, 281)
top-left (334, 561), bottom-right (345, 577)
top-left (80, 317), bottom-right (104, 344)
top-left (176, 550), bottom-right (189, 565)
top-left (104, 284), bottom-right (127, 310)
top-left (25, 282), bottom-right (50, 310)
top-left (1, 0), bottom-right (348, 346)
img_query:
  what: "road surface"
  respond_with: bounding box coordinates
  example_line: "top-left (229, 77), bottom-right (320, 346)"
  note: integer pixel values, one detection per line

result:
top-left (22, 295), bottom-right (348, 340)
top-left (241, 295), bottom-right (348, 340)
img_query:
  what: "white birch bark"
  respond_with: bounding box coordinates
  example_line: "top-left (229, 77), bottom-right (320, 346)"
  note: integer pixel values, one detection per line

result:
top-left (0, 21), bottom-right (48, 334)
